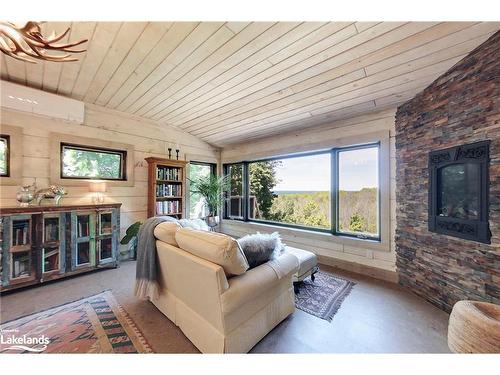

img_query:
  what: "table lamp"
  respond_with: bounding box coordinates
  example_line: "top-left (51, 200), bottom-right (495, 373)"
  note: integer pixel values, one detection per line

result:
top-left (89, 181), bottom-right (107, 204)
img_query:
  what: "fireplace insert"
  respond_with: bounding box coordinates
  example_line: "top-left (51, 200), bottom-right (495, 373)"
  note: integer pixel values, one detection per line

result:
top-left (428, 140), bottom-right (491, 243)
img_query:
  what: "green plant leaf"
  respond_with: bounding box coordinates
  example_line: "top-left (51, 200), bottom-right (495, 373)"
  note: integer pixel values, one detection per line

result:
top-left (120, 234), bottom-right (133, 245)
top-left (120, 221), bottom-right (142, 244)
top-left (189, 174), bottom-right (231, 215)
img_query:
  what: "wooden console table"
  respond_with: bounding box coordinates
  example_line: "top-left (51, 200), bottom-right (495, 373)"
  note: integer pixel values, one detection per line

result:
top-left (0, 203), bottom-right (121, 292)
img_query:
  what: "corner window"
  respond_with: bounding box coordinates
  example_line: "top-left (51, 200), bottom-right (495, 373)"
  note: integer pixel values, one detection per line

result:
top-left (61, 143), bottom-right (126, 180)
top-left (189, 162), bottom-right (217, 219)
top-left (223, 143), bottom-right (380, 240)
top-left (336, 145), bottom-right (379, 239)
top-left (0, 135), bottom-right (10, 177)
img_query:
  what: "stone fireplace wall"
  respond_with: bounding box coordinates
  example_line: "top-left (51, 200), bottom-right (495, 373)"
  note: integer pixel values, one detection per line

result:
top-left (395, 31), bottom-right (499, 312)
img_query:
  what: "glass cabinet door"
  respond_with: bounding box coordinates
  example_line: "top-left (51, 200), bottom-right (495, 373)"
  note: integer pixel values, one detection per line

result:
top-left (97, 211), bottom-right (115, 265)
top-left (41, 214), bottom-right (65, 275)
top-left (76, 241), bottom-right (91, 265)
top-left (99, 237), bottom-right (113, 261)
top-left (71, 212), bottom-right (96, 270)
top-left (9, 215), bottom-right (35, 282)
top-left (99, 212), bottom-right (113, 235)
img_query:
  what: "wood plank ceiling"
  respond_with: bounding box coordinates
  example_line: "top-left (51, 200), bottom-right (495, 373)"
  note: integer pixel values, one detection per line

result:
top-left (1, 22), bottom-right (498, 146)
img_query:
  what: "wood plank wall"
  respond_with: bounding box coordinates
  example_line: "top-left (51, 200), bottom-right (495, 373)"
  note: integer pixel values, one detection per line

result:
top-left (0, 103), bottom-right (219, 257)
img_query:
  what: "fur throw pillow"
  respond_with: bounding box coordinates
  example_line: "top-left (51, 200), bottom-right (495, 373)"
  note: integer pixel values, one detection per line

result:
top-left (237, 232), bottom-right (285, 269)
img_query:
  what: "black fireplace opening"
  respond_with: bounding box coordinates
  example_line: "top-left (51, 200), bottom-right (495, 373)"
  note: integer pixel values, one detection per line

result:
top-left (428, 140), bottom-right (491, 243)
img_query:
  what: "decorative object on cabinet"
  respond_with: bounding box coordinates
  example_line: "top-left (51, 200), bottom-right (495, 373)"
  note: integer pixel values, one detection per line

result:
top-left (145, 157), bottom-right (187, 219)
top-left (34, 185), bottom-right (68, 205)
top-left (0, 203), bottom-right (121, 292)
top-left (89, 181), bottom-right (107, 204)
top-left (120, 221), bottom-right (142, 260)
top-left (16, 183), bottom-right (36, 207)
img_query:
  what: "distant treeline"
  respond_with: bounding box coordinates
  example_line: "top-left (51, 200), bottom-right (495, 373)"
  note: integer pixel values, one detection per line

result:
top-left (255, 188), bottom-right (377, 234)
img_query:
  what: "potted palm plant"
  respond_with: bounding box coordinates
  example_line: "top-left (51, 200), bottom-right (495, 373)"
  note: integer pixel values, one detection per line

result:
top-left (189, 174), bottom-right (231, 228)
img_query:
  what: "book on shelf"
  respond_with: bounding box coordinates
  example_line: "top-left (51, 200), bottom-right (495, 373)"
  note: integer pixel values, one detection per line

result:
top-left (78, 221), bottom-right (90, 237)
top-left (156, 166), bottom-right (181, 181)
top-left (43, 247), bottom-right (59, 272)
top-left (45, 223), bottom-right (59, 242)
top-left (12, 221), bottom-right (29, 246)
top-left (44, 248), bottom-right (59, 259)
top-left (155, 200), bottom-right (181, 215)
top-left (155, 183), bottom-right (182, 197)
top-left (13, 253), bottom-right (30, 278)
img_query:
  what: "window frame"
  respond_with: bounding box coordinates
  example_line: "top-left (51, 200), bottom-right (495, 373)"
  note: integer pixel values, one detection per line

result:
top-left (334, 142), bottom-right (381, 241)
top-left (223, 142), bottom-right (381, 241)
top-left (224, 162), bottom-right (246, 220)
top-left (189, 161), bottom-right (217, 176)
top-left (0, 125), bottom-right (23, 186)
top-left (0, 134), bottom-right (11, 177)
top-left (60, 142), bottom-right (127, 181)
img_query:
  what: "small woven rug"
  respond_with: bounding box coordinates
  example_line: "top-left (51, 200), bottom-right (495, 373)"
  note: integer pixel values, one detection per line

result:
top-left (0, 290), bottom-right (153, 354)
top-left (295, 271), bottom-right (355, 322)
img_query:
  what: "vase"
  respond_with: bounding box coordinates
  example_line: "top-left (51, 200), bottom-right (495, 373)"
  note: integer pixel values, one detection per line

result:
top-left (205, 215), bottom-right (220, 231)
top-left (16, 185), bottom-right (35, 207)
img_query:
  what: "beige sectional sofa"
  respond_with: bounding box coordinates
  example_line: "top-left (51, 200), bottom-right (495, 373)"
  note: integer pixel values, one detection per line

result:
top-left (151, 222), bottom-right (299, 353)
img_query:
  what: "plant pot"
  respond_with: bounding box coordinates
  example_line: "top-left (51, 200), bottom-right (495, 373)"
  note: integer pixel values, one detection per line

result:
top-left (205, 215), bottom-right (220, 228)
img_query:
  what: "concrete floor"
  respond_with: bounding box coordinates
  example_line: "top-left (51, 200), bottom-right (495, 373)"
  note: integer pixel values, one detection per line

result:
top-left (0, 261), bottom-right (450, 353)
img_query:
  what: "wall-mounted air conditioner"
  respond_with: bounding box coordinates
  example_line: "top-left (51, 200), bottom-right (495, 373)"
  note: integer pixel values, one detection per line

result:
top-left (0, 80), bottom-right (84, 124)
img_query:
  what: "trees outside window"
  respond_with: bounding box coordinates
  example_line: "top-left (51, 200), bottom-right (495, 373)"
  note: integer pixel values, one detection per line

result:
top-left (61, 144), bottom-right (126, 180)
top-left (0, 135), bottom-right (9, 176)
top-left (337, 146), bottom-right (379, 237)
top-left (248, 154), bottom-right (331, 230)
top-left (226, 164), bottom-right (244, 219)
top-left (189, 162), bottom-right (216, 219)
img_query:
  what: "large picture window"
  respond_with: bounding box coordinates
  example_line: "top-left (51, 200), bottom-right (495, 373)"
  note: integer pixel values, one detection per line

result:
top-left (224, 143), bottom-right (380, 240)
top-left (248, 153), bottom-right (331, 230)
top-left (61, 143), bottom-right (126, 180)
top-left (189, 162), bottom-right (217, 219)
top-left (0, 135), bottom-right (10, 177)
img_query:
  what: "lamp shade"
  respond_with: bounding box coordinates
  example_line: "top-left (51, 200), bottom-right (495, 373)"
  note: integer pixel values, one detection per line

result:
top-left (89, 181), bottom-right (107, 193)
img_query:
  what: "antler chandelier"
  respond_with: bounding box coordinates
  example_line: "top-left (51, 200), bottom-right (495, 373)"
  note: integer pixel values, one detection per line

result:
top-left (0, 21), bottom-right (88, 63)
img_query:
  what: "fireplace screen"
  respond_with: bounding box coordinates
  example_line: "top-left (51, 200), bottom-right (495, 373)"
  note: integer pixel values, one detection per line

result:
top-left (429, 141), bottom-right (490, 243)
top-left (437, 163), bottom-right (480, 219)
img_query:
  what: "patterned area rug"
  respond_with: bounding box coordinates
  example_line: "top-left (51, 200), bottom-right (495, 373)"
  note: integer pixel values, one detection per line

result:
top-left (0, 290), bottom-right (153, 354)
top-left (295, 271), bottom-right (355, 322)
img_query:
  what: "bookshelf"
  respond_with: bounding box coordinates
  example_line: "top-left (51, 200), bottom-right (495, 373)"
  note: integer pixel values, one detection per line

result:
top-left (145, 157), bottom-right (187, 219)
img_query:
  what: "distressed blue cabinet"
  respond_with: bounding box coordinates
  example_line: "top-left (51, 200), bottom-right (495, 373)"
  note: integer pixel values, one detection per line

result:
top-left (0, 203), bottom-right (121, 292)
